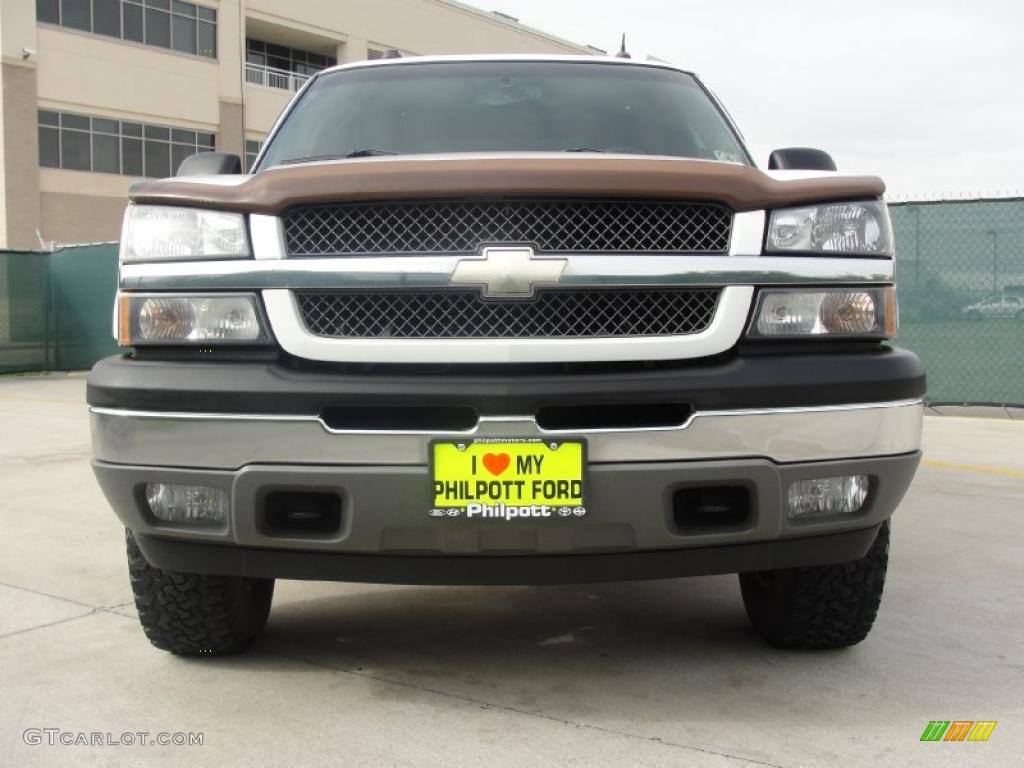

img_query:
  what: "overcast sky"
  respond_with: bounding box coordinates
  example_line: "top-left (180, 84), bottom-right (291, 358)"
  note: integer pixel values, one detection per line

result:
top-left (476, 0), bottom-right (1023, 199)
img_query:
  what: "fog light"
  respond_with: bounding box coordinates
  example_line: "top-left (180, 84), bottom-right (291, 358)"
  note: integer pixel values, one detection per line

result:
top-left (146, 484), bottom-right (228, 526)
top-left (787, 475), bottom-right (869, 519)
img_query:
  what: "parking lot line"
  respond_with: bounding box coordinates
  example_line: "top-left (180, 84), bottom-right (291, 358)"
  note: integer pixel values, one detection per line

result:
top-left (920, 458), bottom-right (1024, 478)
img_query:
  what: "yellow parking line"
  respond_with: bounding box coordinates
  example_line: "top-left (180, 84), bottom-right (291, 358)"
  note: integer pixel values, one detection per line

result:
top-left (921, 459), bottom-right (1024, 478)
top-left (0, 396), bottom-right (82, 405)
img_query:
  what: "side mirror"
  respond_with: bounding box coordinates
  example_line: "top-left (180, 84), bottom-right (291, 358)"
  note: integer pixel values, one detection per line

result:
top-left (768, 148), bottom-right (837, 172)
top-left (176, 151), bottom-right (242, 176)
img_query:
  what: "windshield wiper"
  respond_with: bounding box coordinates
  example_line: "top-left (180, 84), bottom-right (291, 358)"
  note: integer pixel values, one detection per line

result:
top-left (343, 149), bottom-right (398, 158)
top-left (563, 147), bottom-right (607, 153)
top-left (280, 149), bottom-right (397, 165)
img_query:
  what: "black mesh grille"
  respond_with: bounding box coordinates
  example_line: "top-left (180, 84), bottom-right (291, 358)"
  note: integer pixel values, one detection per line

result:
top-left (283, 200), bottom-right (732, 256)
top-left (297, 289), bottom-right (721, 339)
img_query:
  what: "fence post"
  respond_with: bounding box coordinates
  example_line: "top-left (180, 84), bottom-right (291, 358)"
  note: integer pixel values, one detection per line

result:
top-left (41, 251), bottom-right (50, 370)
top-left (50, 250), bottom-right (62, 371)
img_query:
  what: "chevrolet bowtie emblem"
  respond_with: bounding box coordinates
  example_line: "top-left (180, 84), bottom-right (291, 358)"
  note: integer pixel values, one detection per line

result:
top-left (450, 247), bottom-right (568, 298)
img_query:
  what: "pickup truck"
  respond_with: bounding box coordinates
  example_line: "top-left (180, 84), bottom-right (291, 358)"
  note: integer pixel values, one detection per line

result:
top-left (88, 55), bottom-right (925, 654)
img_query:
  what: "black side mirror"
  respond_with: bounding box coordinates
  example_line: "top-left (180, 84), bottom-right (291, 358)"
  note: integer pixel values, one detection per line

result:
top-left (176, 151), bottom-right (242, 176)
top-left (768, 148), bottom-right (837, 172)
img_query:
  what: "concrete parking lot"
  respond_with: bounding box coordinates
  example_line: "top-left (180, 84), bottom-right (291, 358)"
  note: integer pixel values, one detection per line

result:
top-left (1, 373), bottom-right (1021, 767)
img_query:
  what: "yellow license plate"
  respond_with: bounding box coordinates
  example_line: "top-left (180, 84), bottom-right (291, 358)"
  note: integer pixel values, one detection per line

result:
top-left (430, 439), bottom-right (587, 520)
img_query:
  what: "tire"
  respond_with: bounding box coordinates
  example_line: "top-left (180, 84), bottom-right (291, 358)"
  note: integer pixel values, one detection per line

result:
top-left (126, 530), bottom-right (274, 655)
top-left (739, 522), bottom-right (889, 650)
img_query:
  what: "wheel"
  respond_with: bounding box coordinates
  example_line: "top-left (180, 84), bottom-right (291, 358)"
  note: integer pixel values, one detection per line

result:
top-left (739, 522), bottom-right (889, 650)
top-left (126, 530), bottom-right (274, 655)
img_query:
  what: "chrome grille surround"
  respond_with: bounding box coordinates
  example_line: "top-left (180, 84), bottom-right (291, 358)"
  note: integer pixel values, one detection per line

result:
top-left (296, 288), bottom-right (721, 339)
top-left (283, 200), bottom-right (733, 256)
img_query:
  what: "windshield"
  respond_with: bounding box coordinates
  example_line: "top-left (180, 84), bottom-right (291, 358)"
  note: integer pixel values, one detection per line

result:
top-left (257, 62), bottom-right (750, 169)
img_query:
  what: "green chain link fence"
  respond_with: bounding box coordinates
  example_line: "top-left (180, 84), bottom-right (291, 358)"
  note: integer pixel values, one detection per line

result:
top-left (1, 201), bottom-right (1022, 405)
top-left (890, 198), bottom-right (1024, 406)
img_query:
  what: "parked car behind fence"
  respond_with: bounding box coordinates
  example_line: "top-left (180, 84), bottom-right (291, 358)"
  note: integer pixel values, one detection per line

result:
top-left (962, 295), bottom-right (1024, 320)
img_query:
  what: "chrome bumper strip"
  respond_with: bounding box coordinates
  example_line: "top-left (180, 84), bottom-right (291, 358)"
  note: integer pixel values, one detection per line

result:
top-left (90, 400), bottom-right (923, 469)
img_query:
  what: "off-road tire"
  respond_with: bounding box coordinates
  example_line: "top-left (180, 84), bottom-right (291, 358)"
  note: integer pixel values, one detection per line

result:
top-left (126, 530), bottom-right (274, 655)
top-left (739, 522), bottom-right (889, 650)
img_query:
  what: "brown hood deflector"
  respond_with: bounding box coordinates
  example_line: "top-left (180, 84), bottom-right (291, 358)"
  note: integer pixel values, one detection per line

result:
top-left (128, 156), bottom-right (885, 214)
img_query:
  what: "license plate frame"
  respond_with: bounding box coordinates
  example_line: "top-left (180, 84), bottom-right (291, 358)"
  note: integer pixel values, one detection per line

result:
top-left (429, 437), bottom-right (588, 520)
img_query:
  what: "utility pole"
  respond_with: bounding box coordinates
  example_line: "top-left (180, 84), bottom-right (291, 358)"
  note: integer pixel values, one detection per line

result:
top-left (986, 230), bottom-right (999, 293)
top-left (912, 206), bottom-right (921, 286)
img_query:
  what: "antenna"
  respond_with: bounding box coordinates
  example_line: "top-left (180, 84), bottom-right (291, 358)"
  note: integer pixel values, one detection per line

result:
top-left (615, 34), bottom-right (631, 59)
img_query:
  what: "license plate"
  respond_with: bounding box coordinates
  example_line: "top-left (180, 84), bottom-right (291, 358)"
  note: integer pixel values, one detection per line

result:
top-left (430, 439), bottom-right (587, 520)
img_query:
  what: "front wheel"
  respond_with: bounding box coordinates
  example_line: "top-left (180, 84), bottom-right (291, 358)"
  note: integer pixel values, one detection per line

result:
top-left (739, 522), bottom-right (889, 649)
top-left (126, 530), bottom-right (274, 655)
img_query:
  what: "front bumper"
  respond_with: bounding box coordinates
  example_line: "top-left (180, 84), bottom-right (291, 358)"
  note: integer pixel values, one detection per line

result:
top-left (131, 526), bottom-right (887, 586)
top-left (88, 349), bottom-right (925, 583)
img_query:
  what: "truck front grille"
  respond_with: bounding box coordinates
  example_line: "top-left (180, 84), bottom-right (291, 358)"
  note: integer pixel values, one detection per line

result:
top-left (283, 200), bottom-right (733, 256)
top-left (296, 289), bottom-right (721, 339)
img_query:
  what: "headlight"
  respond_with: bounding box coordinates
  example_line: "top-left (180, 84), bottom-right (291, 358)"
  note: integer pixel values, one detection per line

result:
top-left (120, 205), bottom-right (250, 262)
top-left (118, 294), bottom-right (269, 345)
top-left (766, 200), bottom-right (893, 256)
top-left (748, 287), bottom-right (896, 339)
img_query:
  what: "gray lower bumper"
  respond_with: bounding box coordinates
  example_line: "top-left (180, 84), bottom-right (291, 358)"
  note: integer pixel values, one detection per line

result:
top-left (94, 452), bottom-right (921, 561)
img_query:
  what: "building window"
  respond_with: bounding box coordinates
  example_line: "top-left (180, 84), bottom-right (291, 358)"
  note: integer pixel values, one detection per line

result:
top-left (38, 109), bottom-right (215, 178)
top-left (36, 0), bottom-right (217, 59)
top-left (245, 139), bottom-right (263, 173)
top-left (245, 38), bottom-right (336, 92)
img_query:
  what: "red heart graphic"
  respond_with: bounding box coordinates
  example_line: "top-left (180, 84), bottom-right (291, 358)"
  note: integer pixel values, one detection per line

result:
top-left (482, 452), bottom-right (511, 476)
